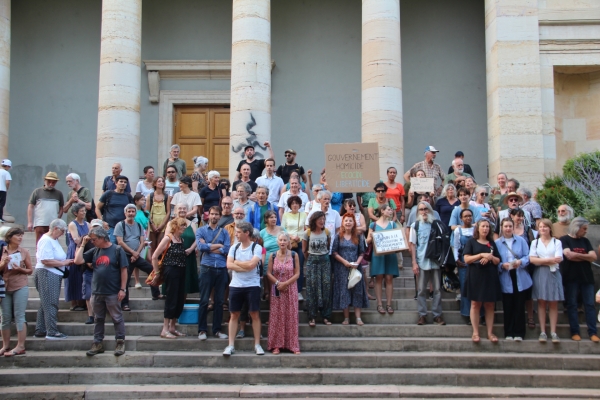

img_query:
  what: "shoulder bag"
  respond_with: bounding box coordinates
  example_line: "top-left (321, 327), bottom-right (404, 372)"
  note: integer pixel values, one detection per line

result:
top-left (146, 234), bottom-right (172, 287)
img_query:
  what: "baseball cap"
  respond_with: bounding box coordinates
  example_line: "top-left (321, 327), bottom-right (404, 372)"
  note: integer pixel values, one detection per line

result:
top-left (90, 219), bottom-right (103, 227)
top-left (284, 149), bottom-right (296, 155)
top-left (455, 151), bottom-right (464, 157)
top-left (424, 146), bottom-right (439, 153)
top-left (244, 145), bottom-right (254, 151)
top-left (1, 159), bottom-right (11, 167)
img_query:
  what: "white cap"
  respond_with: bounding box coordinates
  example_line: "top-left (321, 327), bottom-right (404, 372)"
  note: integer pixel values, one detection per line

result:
top-left (424, 146), bottom-right (439, 153)
top-left (1, 159), bottom-right (11, 167)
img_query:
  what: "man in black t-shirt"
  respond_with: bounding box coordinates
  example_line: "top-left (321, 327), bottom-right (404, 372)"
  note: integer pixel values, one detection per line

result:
top-left (75, 227), bottom-right (129, 357)
top-left (276, 148), bottom-right (307, 184)
top-left (232, 164), bottom-right (258, 199)
top-left (95, 175), bottom-right (134, 244)
top-left (560, 217), bottom-right (599, 342)
top-left (235, 142), bottom-right (275, 182)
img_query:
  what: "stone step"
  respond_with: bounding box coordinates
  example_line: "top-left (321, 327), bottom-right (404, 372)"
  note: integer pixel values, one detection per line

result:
top-left (3, 384), bottom-right (600, 400)
top-left (7, 336), bottom-right (600, 354)
top-left (20, 311), bottom-right (586, 331)
top-left (3, 351), bottom-right (600, 371)
top-left (2, 367), bottom-right (600, 389)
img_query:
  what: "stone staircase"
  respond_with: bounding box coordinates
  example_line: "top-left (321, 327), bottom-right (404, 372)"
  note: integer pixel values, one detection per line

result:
top-left (1, 232), bottom-right (600, 399)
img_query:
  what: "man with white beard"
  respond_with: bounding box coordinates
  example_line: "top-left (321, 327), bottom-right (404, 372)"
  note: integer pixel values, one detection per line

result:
top-left (410, 201), bottom-right (446, 326)
top-left (225, 207), bottom-right (247, 245)
top-left (553, 204), bottom-right (574, 239)
top-left (444, 158), bottom-right (473, 186)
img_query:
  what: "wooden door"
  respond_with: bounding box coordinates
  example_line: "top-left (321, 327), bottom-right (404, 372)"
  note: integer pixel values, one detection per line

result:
top-left (174, 106), bottom-right (230, 178)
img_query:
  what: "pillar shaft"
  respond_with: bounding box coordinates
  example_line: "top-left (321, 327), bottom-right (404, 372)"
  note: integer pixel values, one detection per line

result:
top-left (0, 0), bottom-right (10, 160)
top-left (485, 0), bottom-right (544, 188)
top-left (229, 0), bottom-right (271, 179)
top-left (361, 0), bottom-right (403, 179)
top-left (94, 0), bottom-right (142, 196)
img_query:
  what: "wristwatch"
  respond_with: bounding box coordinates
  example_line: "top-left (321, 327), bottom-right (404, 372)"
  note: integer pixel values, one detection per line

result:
top-left (120, 289), bottom-right (126, 292)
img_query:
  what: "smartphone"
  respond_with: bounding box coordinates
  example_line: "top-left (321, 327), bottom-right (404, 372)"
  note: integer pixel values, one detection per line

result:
top-left (273, 286), bottom-right (280, 298)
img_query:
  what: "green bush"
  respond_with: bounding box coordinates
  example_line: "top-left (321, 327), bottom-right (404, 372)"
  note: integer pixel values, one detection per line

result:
top-left (535, 174), bottom-right (584, 222)
top-left (562, 150), bottom-right (600, 181)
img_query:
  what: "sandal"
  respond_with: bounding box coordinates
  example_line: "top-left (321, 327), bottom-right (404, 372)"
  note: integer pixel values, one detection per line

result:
top-left (342, 318), bottom-right (349, 325)
top-left (386, 305), bottom-right (394, 315)
top-left (122, 305), bottom-right (131, 312)
top-left (472, 334), bottom-right (480, 343)
top-left (4, 348), bottom-right (26, 357)
top-left (527, 318), bottom-right (535, 329)
top-left (356, 318), bottom-right (364, 326)
top-left (272, 348), bottom-right (280, 355)
top-left (0, 348), bottom-right (7, 357)
top-left (293, 351), bottom-right (301, 355)
top-left (488, 334), bottom-right (499, 343)
top-left (160, 331), bottom-right (177, 339)
top-left (323, 319), bottom-right (332, 326)
top-left (377, 305), bottom-right (385, 315)
top-left (170, 330), bottom-right (186, 337)
top-left (308, 319), bottom-right (316, 327)
top-left (207, 303), bottom-right (214, 311)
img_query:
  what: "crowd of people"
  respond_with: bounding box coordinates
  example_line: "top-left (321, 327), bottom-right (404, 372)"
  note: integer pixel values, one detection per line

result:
top-left (0, 144), bottom-right (598, 358)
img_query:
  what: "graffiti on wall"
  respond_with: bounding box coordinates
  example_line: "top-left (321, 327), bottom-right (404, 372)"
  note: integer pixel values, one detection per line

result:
top-left (231, 113), bottom-right (267, 159)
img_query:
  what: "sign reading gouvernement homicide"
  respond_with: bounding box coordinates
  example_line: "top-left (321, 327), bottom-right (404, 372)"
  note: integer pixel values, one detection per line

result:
top-left (325, 142), bottom-right (380, 193)
top-left (373, 228), bottom-right (409, 255)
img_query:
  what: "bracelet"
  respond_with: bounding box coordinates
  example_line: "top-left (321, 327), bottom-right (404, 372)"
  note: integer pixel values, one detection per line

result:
top-left (275, 281), bottom-right (279, 287)
top-left (120, 289), bottom-right (125, 292)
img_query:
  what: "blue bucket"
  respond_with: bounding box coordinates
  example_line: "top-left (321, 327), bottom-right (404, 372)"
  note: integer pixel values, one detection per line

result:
top-left (179, 304), bottom-right (199, 324)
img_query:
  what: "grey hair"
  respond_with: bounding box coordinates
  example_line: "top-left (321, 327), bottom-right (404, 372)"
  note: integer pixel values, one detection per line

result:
top-left (312, 184), bottom-right (322, 191)
top-left (124, 203), bottom-right (137, 213)
top-left (175, 202), bottom-right (189, 211)
top-left (317, 190), bottom-right (332, 200)
top-left (441, 184), bottom-right (456, 198)
top-left (207, 170), bottom-right (220, 180)
top-left (559, 204), bottom-right (575, 221)
top-left (236, 221), bottom-right (254, 235)
top-left (416, 201), bottom-right (435, 224)
top-left (66, 173), bottom-right (80, 182)
top-left (252, 228), bottom-right (260, 240)
top-left (49, 219), bottom-right (68, 232)
top-left (193, 156), bottom-right (208, 168)
top-left (568, 217), bottom-right (589, 237)
top-left (507, 178), bottom-right (520, 190)
top-left (257, 185), bottom-right (270, 195)
top-left (170, 144), bottom-right (180, 151)
top-left (236, 182), bottom-right (252, 195)
top-left (517, 187), bottom-right (532, 199)
top-left (451, 159), bottom-right (462, 167)
top-left (71, 202), bottom-right (86, 216)
top-left (277, 231), bottom-right (290, 241)
top-left (475, 185), bottom-right (487, 194)
top-left (89, 226), bottom-right (110, 241)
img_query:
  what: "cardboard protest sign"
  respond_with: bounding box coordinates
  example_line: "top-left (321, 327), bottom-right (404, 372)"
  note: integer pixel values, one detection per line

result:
top-left (325, 143), bottom-right (380, 193)
top-left (373, 228), bottom-right (409, 255)
top-left (411, 177), bottom-right (434, 193)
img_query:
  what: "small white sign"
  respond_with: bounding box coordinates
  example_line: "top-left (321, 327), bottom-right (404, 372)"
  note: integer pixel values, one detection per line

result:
top-left (373, 229), bottom-right (409, 255)
top-left (8, 252), bottom-right (21, 270)
top-left (411, 177), bottom-right (434, 193)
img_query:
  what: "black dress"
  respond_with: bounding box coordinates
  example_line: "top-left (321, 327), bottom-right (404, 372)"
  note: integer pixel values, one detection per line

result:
top-left (463, 238), bottom-right (502, 302)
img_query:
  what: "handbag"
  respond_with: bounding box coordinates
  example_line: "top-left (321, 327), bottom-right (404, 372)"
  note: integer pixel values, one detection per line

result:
top-left (56, 267), bottom-right (70, 279)
top-left (347, 266), bottom-right (362, 289)
top-left (146, 235), bottom-right (172, 287)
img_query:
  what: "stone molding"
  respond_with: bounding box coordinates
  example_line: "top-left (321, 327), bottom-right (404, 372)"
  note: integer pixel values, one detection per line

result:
top-left (157, 90), bottom-right (230, 168)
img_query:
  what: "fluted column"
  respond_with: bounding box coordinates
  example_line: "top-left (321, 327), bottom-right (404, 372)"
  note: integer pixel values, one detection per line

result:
top-left (229, 0), bottom-right (271, 179)
top-left (361, 0), bottom-right (403, 179)
top-left (94, 0), bottom-right (142, 196)
top-left (0, 0), bottom-right (10, 160)
top-left (485, 0), bottom-right (544, 187)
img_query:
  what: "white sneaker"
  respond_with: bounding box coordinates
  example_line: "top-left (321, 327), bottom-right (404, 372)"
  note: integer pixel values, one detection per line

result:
top-left (514, 336), bottom-right (523, 342)
top-left (223, 345), bottom-right (235, 357)
top-left (539, 332), bottom-right (548, 343)
top-left (198, 332), bottom-right (207, 341)
top-left (551, 332), bottom-right (560, 343)
top-left (134, 283), bottom-right (142, 289)
top-left (255, 344), bottom-right (265, 355)
top-left (505, 336), bottom-right (513, 341)
top-left (215, 332), bottom-right (228, 339)
top-left (298, 293), bottom-right (304, 301)
top-left (455, 294), bottom-right (461, 301)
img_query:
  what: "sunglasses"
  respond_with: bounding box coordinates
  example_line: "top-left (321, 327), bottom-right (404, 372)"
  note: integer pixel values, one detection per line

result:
top-left (509, 199), bottom-right (519, 203)
top-left (285, 154), bottom-right (293, 157)
top-left (376, 190), bottom-right (386, 193)
top-left (480, 192), bottom-right (489, 196)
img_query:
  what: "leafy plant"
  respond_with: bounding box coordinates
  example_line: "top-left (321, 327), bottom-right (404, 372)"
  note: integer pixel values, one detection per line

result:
top-left (563, 150), bottom-right (600, 181)
top-left (536, 175), bottom-right (583, 222)
top-left (562, 152), bottom-right (600, 224)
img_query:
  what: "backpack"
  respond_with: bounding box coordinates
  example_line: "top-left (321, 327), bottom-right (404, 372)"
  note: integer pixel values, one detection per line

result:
top-left (116, 220), bottom-right (145, 246)
top-left (77, 187), bottom-right (96, 223)
top-left (100, 190), bottom-right (133, 221)
top-left (233, 242), bottom-right (262, 277)
top-left (414, 220), bottom-right (454, 266)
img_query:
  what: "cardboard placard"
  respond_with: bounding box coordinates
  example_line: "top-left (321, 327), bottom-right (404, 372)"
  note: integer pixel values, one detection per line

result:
top-left (373, 228), bottom-right (409, 255)
top-left (410, 177), bottom-right (434, 193)
top-left (324, 142), bottom-right (380, 193)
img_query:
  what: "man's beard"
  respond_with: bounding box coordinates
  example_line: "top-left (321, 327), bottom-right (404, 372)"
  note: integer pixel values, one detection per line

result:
top-left (558, 215), bottom-right (570, 224)
top-left (234, 218), bottom-right (245, 226)
top-left (416, 213), bottom-right (433, 223)
top-left (456, 167), bottom-right (464, 174)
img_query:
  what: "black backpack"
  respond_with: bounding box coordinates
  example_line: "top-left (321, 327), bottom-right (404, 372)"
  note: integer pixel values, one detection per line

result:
top-left (414, 220), bottom-right (454, 266)
top-left (101, 190), bottom-right (133, 221)
top-left (77, 187), bottom-right (96, 223)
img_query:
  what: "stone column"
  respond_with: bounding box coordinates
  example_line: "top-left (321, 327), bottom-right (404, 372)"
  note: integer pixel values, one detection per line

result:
top-left (0, 0), bottom-right (10, 160)
top-left (485, 0), bottom-right (544, 187)
top-left (229, 0), bottom-right (271, 179)
top-left (94, 0), bottom-right (142, 196)
top-left (361, 0), bottom-right (403, 180)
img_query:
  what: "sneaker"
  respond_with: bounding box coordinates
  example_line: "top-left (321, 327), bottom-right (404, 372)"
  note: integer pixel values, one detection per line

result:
top-left (505, 336), bottom-right (514, 341)
top-left (215, 332), bottom-right (228, 339)
top-left (571, 334), bottom-right (582, 341)
top-left (433, 316), bottom-right (446, 326)
top-left (34, 331), bottom-right (47, 338)
top-left (551, 332), bottom-right (560, 343)
top-left (134, 283), bottom-right (142, 289)
top-left (255, 344), bottom-right (265, 355)
top-left (114, 339), bottom-right (125, 356)
top-left (236, 330), bottom-right (245, 339)
top-left (455, 294), bottom-right (461, 301)
top-left (591, 334), bottom-right (600, 343)
top-left (223, 345), bottom-right (235, 357)
top-left (513, 336), bottom-right (523, 342)
top-left (198, 332), bottom-right (207, 341)
top-left (539, 332), bottom-right (547, 343)
top-left (45, 332), bottom-right (68, 340)
top-left (298, 293), bottom-right (304, 301)
top-left (85, 316), bottom-right (95, 325)
top-left (86, 342), bottom-right (104, 356)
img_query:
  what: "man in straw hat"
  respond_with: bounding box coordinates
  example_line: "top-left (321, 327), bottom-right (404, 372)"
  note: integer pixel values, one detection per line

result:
top-left (494, 192), bottom-right (534, 238)
top-left (27, 172), bottom-right (65, 243)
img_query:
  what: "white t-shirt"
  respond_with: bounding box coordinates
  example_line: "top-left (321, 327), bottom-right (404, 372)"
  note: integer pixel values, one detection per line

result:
top-left (35, 234), bottom-right (67, 275)
top-left (135, 180), bottom-right (154, 197)
top-left (228, 242), bottom-right (263, 288)
top-left (0, 169), bottom-right (11, 191)
top-left (278, 190), bottom-right (309, 213)
top-left (172, 190), bottom-right (202, 222)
